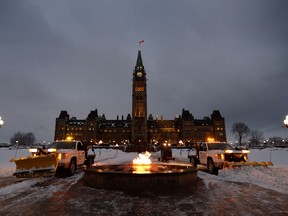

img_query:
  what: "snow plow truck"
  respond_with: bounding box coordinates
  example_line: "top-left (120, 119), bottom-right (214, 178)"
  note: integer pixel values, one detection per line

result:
top-left (10, 140), bottom-right (95, 178)
top-left (188, 142), bottom-right (273, 174)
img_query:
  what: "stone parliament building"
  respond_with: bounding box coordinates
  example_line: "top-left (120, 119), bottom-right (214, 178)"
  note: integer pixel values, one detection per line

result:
top-left (54, 49), bottom-right (226, 147)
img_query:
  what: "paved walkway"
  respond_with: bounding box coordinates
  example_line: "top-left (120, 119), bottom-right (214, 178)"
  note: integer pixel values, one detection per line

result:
top-left (0, 170), bottom-right (288, 216)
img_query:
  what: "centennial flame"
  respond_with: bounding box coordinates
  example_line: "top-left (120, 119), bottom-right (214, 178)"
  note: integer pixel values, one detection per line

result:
top-left (133, 151), bottom-right (152, 165)
top-left (132, 151), bottom-right (152, 173)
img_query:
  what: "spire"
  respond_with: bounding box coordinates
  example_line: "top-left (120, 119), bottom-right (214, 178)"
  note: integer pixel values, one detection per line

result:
top-left (134, 49), bottom-right (145, 79)
top-left (136, 49), bottom-right (143, 67)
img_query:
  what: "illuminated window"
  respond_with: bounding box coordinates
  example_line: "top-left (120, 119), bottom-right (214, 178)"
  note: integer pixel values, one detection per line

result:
top-left (135, 87), bottom-right (144, 92)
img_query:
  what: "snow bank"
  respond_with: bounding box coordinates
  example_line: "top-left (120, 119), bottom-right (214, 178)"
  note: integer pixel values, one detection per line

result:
top-left (249, 148), bottom-right (288, 166)
top-left (173, 148), bottom-right (288, 194)
top-left (218, 166), bottom-right (288, 194)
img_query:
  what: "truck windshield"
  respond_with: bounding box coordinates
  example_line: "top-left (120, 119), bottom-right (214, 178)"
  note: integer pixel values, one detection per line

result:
top-left (207, 143), bottom-right (234, 150)
top-left (48, 142), bottom-right (76, 150)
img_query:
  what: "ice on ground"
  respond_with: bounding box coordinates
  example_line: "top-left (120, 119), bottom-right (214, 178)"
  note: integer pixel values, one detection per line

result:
top-left (0, 178), bottom-right (44, 196)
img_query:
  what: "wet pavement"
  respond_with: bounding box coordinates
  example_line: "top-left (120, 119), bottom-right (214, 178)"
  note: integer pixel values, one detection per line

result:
top-left (0, 171), bottom-right (288, 216)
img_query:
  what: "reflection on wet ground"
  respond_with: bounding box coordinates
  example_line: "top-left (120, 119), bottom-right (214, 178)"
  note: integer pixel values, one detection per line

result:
top-left (1, 172), bottom-right (288, 216)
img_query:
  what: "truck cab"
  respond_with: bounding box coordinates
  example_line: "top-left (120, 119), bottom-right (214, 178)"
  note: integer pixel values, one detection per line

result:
top-left (47, 140), bottom-right (95, 176)
top-left (188, 142), bottom-right (249, 174)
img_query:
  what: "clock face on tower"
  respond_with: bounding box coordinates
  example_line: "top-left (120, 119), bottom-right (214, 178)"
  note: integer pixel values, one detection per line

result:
top-left (136, 72), bottom-right (142, 77)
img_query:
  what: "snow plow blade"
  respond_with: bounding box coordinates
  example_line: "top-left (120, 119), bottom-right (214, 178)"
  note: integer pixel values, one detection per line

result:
top-left (223, 161), bottom-right (273, 169)
top-left (10, 154), bottom-right (58, 178)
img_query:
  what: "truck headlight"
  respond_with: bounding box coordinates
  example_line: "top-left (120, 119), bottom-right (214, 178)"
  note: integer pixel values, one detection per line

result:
top-left (28, 148), bottom-right (38, 153)
top-left (48, 148), bottom-right (57, 153)
top-left (225, 150), bottom-right (234, 153)
top-left (242, 150), bottom-right (250, 154)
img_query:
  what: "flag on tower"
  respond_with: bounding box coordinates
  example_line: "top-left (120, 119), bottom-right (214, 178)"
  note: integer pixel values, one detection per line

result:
top-left (139, 40), bottom-right (144, 44)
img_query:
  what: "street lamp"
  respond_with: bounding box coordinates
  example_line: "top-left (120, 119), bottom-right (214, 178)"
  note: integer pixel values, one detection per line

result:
top-left (284, 115), bottom-right (288, 128)
top-left (0, 116), bottom-right (4, 128)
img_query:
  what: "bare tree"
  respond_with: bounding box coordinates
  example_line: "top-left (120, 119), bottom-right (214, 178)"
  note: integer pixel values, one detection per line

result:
top-left (10, 132), bottom-right (24, 145)
top-left (26, 132), bottom-right (36, 145)
top-left (10, 132), bottom-right (36, 146)
top-left (231, 122), bottom-right (250, 145)
top-left (249, 130), bottom-right (264, 147)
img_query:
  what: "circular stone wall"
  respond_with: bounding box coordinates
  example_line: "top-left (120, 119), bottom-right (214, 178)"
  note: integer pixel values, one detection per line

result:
top-left (83, 163), bottom-right (197, 191)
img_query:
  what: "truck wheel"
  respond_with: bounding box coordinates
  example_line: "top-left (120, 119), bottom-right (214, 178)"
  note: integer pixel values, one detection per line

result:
top-left (207, 159), bottom-right (217, 175)
top-left (68, 159), bottom-right (76, 176)
top-left (190, 158), bottom-right (197, 168)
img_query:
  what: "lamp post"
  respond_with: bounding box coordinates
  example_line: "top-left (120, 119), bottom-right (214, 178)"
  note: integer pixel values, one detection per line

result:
top-left (284, 115), bottom-right (288, 128)
top-left (0, 116), bottom-right (3, 128)
top-left (0, 116), bottom-right (3, 144)
top-left (284, 115), bottom-right (288, 148)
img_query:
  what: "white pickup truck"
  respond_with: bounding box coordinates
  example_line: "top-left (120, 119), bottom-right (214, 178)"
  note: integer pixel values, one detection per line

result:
top-left (188, 142), bottom-right (250, 174)
top-left (47, 140), bottom-right (95, 176)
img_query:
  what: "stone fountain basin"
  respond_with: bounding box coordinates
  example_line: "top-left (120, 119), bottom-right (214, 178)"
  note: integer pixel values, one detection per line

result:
top-left (83, 163), bottom-right (198, 191)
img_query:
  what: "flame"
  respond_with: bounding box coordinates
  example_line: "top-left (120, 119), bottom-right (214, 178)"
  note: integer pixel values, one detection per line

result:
top-left (133, 151), bottom-right (152, 165)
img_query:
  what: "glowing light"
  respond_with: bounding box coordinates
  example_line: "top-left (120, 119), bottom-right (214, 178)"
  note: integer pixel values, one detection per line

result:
top-left (57, 153), bottom-right (68, 160)
top-left (216, 154), bottom-right (225, 160)
top-left (66, 136), bottom-right (73, 141)
top-left (207, 137), bottom-right (215, 142)
top-left (133, 165), bottom-right (151, 173)
top-left (225, 150), bottom-right (234, 153)
top-left (284, 115), bottom-right (288, 127)
top-left (48, 148), bottom-right (57, 152)
top-left (0, 116), bottom-right (3, 128)
top-left (242, 150), bottom-right (250, 154)
top-left (28, 148), bottom-right (38, 153)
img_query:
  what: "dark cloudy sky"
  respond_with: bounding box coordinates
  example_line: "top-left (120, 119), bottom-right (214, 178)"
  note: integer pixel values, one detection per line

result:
top-left (0, 1), bottom-right (288, 143)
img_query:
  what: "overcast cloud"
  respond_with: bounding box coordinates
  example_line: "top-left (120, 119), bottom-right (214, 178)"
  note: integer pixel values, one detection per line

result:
top-left (0, 1), bottom-right (287, 143)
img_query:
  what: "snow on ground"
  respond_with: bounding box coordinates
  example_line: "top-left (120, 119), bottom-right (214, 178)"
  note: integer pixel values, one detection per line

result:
top-left (217, 148), bottom-right (288, 194)
top-left (0, 147), bottom-right (288, 194)
top-left (0, 148), bottom-right (30, 177)
top-left (218, 166), bottom-right (288, 194)
top-left (174, 148), bottom-right (288, 194)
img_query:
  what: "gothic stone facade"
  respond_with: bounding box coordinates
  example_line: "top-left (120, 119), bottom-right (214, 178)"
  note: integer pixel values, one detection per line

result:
top-left (54, 50), bottom-right (226, 146)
